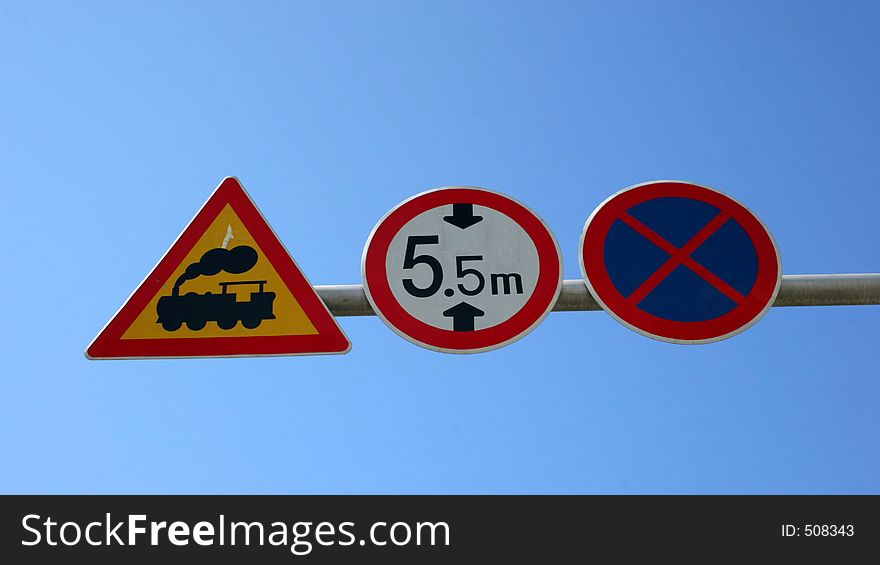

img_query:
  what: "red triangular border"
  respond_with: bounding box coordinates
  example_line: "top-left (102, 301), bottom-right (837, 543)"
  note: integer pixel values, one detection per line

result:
top-left (86, 177), bottom-right (351, 358)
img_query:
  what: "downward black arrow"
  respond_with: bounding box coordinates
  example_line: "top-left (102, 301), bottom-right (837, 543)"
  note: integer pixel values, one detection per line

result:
top-left (442, 301), bottom-right (485, 332)
top-left (443, 203), bottom-right (483, 229)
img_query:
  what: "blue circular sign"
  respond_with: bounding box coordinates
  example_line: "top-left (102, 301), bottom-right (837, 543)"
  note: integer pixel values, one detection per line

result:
top-left (580, 181), bottom-right (782, 344)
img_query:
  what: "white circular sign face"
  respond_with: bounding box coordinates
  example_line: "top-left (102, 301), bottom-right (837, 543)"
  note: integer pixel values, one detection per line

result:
top-left (387, 205), bottom-right (540, 330)
top-left (362, 187), bottom-right (562, 353)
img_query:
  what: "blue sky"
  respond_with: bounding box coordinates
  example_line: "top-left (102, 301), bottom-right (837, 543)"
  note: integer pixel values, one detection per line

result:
top-left (2, 0), bottom-right (879, 493)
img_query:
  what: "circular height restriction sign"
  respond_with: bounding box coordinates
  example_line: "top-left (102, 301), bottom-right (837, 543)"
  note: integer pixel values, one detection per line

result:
top-left (363, 187), bottom-right (562, 353)
top-left (580, 181), bottom-right (781, 344)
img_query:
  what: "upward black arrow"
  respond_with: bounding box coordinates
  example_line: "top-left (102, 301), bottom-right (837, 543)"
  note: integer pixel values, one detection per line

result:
top-left (443, 203), bottom-right (483, 229)
top-left (442, 302), bottom-right (485, 332)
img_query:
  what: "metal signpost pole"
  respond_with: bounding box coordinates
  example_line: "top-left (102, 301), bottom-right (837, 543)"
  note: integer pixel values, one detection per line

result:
top-left (315, 274), bottom-right (880, 317)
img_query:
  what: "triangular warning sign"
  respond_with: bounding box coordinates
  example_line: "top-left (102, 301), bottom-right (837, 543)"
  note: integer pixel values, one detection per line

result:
top-left (87, 177), bottom-right (351, 358)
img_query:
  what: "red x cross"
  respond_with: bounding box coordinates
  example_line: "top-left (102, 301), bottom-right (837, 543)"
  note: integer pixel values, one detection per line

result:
top-left (619, 211), bottom-right (747, 306)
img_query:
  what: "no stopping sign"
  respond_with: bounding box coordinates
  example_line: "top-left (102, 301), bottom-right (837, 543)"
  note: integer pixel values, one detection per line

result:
top-left (362, 187), bottom-right (562, 353)
top-left (580, 180), bottom-right (781, 344)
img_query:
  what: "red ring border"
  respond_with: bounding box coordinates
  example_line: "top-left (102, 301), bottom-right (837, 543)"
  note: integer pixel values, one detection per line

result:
top-left (579, 181), bottom-right (781, 344)
top-left (363, 188), bottom-right (562, 353)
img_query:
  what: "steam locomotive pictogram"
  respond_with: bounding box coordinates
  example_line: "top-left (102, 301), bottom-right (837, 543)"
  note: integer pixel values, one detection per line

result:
top-left (156, 245), bottom-right (276, 331)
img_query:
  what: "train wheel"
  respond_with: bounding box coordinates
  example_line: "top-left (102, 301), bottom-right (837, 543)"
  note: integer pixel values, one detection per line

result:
top-left (186, 319), bottom-right (207, 331)
top-left (242, 318), bottom-right (262, 329)
top-left (161, 320), bottom-right (182, 332)
top-left (217, 318), bottom-right (237, 330)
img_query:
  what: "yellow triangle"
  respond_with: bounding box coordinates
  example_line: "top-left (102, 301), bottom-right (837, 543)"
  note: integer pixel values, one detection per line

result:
top-left (122, 204), bottom-right (318, 339)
